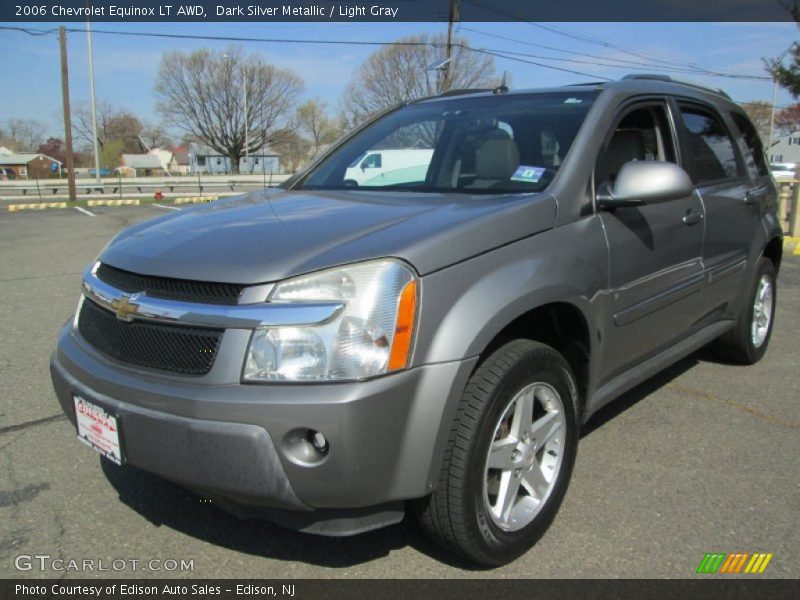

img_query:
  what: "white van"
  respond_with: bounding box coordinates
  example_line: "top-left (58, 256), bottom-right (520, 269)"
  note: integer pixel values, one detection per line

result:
top-left (344, 148), bottom-right (434, 186)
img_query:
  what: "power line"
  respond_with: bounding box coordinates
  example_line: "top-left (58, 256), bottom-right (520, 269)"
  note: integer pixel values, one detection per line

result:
top-left (462, 26), bottom-right (771, 79)
top-left (0, 24), bottom-right (611, 80)
top-left (0, 22), bottom-right (771, 83)
top-left (462, 26), bottom-right (671, 69)
top-left (0, 25), bottom-right (434, 47)
top-left (460, 1), bottom-right (772, 81)
top-left (530, 22), bottom-right (703, 70)
top-left (467, 47), bottom-right (610, 80)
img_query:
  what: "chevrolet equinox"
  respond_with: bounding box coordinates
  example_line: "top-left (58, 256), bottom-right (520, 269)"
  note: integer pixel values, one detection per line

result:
top-left (51, 75), bottom-right (782, 566)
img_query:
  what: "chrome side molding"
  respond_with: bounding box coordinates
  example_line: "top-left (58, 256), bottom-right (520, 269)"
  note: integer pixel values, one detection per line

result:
top-left (81, 264), bottom-right (343, 329)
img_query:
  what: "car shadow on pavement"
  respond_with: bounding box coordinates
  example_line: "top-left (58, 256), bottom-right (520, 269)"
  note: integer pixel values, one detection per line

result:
top-left (100, 460), bottom-right (481, 570)
top-left (580, 348), bottom-right (723, 438)
top-left (100, 346), bottom-right (726, 571)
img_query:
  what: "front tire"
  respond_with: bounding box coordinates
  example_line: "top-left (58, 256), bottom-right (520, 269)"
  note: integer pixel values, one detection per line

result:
top-left (415, 340), bottom-right (579, 566)
top-left (713, 257), bottom-right (777, 365)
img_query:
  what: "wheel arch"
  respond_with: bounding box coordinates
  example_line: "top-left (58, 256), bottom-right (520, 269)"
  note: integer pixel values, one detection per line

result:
top-left (474, 301), bottom-right (592, 414)
top-left (762, 235), bottom-right (783, 274)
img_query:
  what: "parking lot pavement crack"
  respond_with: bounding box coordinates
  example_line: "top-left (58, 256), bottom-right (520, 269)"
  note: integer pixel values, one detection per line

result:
top-left (0, 482), bottom-right (51, 508)
top-left (0, 414), bottom-right (67, 436)
top-left (667, 382), bottom-right (800, 431)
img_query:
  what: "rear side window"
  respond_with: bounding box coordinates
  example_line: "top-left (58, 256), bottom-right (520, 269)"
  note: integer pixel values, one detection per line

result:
top-left (678, 104), bottom-right (743, 183)
top-left (731, 112), bottom-right (769, 178)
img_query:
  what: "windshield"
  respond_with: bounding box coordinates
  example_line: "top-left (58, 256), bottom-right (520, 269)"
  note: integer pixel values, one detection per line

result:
top-left (299, 91), bottom-right (597, 194)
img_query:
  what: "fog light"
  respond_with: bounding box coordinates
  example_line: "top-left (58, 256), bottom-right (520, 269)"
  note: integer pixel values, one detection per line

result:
top-left (309, 430), bottom-right (329, 455)
top-left (282, 428), bottom-right (330, 466)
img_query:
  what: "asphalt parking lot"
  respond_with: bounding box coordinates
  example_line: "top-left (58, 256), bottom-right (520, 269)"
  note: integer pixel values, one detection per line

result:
top-left (0, 203), bottom-right (797, 579)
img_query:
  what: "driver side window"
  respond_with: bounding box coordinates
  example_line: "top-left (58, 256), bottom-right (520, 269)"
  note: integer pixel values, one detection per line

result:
top-left (595, 104), bottom-right (677, 194)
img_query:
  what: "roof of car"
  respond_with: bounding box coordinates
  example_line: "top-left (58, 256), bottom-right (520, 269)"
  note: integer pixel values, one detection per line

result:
top-left (416, 74), bottom-right (736, 108)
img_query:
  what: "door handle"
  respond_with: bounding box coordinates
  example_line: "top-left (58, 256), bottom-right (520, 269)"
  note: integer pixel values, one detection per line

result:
top-left (682, 211), bottom-right (703, 226)
top-left (745, 186), bottom-right (768, 205)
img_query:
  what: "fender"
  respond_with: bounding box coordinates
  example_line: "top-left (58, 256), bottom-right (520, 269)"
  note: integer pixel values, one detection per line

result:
top-left (412, 216), bottom-right (610, 488)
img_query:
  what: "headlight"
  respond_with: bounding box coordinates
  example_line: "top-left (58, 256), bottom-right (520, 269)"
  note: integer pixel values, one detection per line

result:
top-left (243, 259), bottom-right (418, 382)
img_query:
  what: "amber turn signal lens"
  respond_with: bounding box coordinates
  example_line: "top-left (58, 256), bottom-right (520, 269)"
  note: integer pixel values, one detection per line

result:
top-left (388, 280), bottom-right (417, 371)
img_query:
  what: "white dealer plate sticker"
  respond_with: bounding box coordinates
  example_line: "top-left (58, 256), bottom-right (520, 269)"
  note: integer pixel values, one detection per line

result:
top-left (73, 396), bottom-right (123, 465)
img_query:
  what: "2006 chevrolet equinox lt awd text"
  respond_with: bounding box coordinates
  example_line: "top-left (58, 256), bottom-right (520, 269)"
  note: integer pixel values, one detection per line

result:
top-left (51, 75), bottom-right (783, 566)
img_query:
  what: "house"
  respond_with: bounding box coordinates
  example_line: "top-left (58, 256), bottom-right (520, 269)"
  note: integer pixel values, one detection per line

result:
top-left (768, 132), bottom-right (800, 164)
top-left (171, 146), bottom-right (191, 175)
top-left (0, 152), bottom-right (62, 179)
top-left (149, 149), bottom-right (178, 173)
top-left (120, 153), bottom-right (167, 177)
top-left (188, 143), bottom-right (280, 174)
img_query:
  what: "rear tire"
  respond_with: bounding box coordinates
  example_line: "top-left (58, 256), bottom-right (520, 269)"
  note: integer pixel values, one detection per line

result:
top-left (415, 340), bottom-right (579, 566)
top-left (712, 257), bottom-right (776, 365)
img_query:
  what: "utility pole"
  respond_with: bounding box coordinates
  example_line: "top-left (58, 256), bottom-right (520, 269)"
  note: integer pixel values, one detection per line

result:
top-left (769, 79), bottom-right (779, 153)
top-left (86, 21), bottom-right (102, 183)
top-left (59, 26), bottom-right (77, 203)
top-left (441, 0), bottom-right (461, 93)
top-left (243, 66), bottom-right (249, 173)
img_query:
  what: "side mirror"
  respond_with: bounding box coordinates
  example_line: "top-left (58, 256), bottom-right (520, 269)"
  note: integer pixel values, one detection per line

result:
top-left (597, 161), bottom-right (693, 209)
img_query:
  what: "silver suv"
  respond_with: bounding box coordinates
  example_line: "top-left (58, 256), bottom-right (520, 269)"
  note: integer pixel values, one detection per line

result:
top-left (51, 75), bottom-right (782, 566)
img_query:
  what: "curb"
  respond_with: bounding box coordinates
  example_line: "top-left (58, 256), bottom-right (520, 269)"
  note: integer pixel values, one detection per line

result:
top-left (173, 196), bottom-right (219, 205)
top-left (785, 236), bottom-right (800, 256)
top-left (86, 199), bottom-right (140, 207)
top-left (8, 202), bottom-right (68, 212)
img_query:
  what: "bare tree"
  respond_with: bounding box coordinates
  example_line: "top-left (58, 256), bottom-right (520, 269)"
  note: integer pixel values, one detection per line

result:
top-left (340, 33), bottom-right (500, 125)
top-left (155, 47), bottom-right (304, 173)
top-left (72, 101), bottom-right (143, 153)
top-left (775, 104), bottom-right (800, 136)
top-left (139, 121), bottom-right (173, 149)
top-left (739, 101), bottom-right (773, 144)
top-left (4, 118), bottom-right (48, 151)
top-left (270, 129), bottom-right (312, 172)
top-left (296, 99), bottom-right (342, 158)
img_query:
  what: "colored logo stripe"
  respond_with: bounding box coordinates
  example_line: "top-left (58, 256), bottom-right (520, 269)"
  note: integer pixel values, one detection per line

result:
top-left (719, 553), bottom-right (749, 573)
top-left (697, 553), bottom-right (726, 573)
top-left (744, 553), bottom-right (774, 574)
top-left (697, 552), bottom-right (773, 574)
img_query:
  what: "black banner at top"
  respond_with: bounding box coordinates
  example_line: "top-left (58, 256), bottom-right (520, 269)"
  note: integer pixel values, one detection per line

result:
top-left (1, 0), bottom-right (797, 22)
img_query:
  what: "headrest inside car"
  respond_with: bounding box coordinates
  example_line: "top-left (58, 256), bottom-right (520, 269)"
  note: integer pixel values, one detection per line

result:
top-left (475, 138), bottom-right (520, 180)
top-left (606, 129), bottom-right (646, 179)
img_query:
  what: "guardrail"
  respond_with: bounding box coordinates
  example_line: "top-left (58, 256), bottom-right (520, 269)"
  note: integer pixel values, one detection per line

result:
top-left (774, 178), bottom-right (800, 238)
top-left (0, 173), bottom-right (292, 199)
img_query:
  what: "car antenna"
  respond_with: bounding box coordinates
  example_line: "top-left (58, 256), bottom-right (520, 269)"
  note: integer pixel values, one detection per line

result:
top-left (493, 71), bottom-right (509, 95)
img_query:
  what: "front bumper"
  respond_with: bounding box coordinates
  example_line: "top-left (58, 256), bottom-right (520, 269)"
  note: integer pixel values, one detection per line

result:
top-left (51, 322), bottom-right (476, 517)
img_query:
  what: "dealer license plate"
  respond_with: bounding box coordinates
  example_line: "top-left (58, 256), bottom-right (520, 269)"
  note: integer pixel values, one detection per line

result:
top-left (73, 396), bottom-right (124, 465)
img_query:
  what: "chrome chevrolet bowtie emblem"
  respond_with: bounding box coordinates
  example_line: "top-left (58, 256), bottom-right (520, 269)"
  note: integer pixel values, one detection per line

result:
top-left (111, 294), bottom-right (141, 322)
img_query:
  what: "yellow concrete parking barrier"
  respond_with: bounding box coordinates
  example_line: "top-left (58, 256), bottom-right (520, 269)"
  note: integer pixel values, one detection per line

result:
top-left (784, 236), bottom-right (800, 256)
top-left (86, 199), bottom-right (140, 207)
top-left (8, 202), bottom-right (69, 212)
top-left (173, 196), bottom-right (218, 205)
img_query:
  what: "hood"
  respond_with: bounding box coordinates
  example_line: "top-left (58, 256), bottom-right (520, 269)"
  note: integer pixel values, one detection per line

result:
top-left (100, 188), bottom-right (556, 284)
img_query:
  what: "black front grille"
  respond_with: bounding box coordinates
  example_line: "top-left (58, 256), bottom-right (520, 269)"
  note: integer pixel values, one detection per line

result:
top-left (78, 299), bottom-right (223, 375)
top-left (96, 263), bottom-right (244, 305)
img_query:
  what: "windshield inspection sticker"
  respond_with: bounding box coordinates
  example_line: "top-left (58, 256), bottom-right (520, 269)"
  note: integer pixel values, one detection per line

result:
top-left (511, 166), bottom-right (546, 183)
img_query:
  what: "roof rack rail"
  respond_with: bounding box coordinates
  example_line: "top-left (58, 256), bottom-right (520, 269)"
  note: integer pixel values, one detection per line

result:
top-left (622, 74), bottom-right (731, 100)
top-left (564, 81), bottom-right (608, 87)
top-left (436, 88), bottom-right (494, 97)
